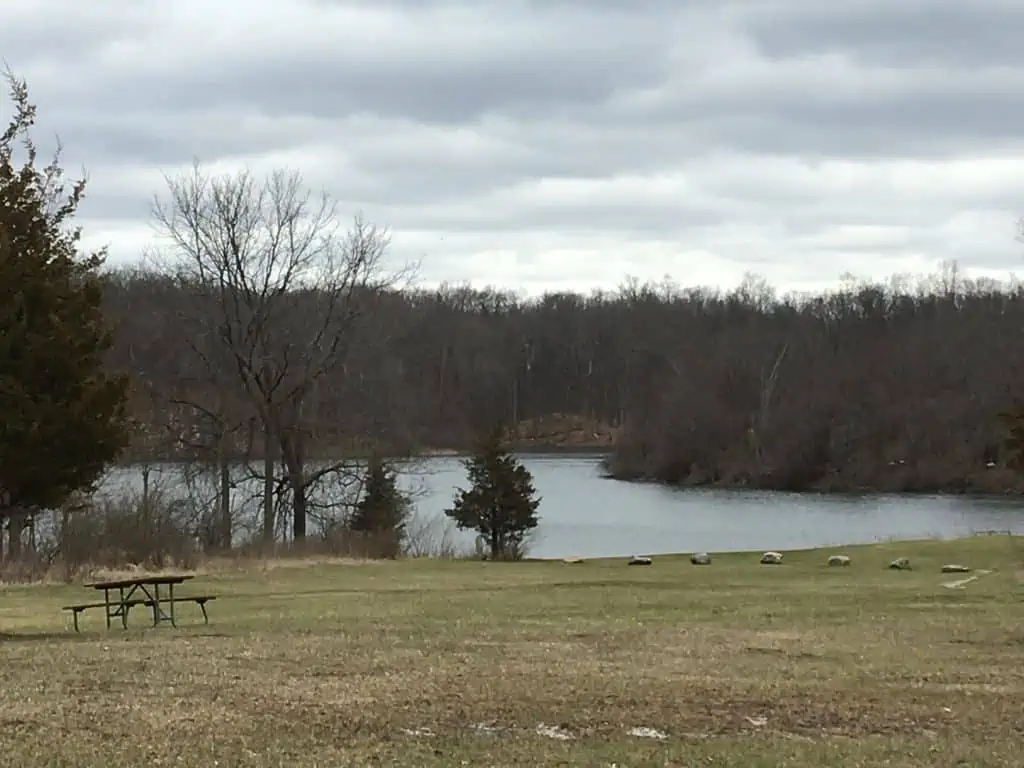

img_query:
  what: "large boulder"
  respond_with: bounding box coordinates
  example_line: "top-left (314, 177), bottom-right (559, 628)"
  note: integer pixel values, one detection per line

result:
top-left (760, 551), bottom-right (783, 565)
top-left (690, 552), bottom-right (711, 565)
top-left (828, 555), bottom-right (851, 567)
top-left (889, 557), bottom-right (911, 570)
top-left (941, 564), bottom-right (971, 573)
top-left (628, 555), bottom-right (652, 566)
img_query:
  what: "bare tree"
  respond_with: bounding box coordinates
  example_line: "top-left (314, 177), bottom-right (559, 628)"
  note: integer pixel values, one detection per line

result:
top-left (151, 163), bottom-right (406, 542)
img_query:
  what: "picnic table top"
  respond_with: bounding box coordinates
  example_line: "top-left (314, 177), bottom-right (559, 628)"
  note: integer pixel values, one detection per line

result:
top-left (83, 574), bottom-right (194, 590)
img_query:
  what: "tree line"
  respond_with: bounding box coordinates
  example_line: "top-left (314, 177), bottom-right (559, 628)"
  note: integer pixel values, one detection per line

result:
top-left (109, 255), bottom-right (1024, 497)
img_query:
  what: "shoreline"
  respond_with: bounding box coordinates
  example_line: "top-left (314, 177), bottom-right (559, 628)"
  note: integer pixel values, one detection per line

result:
top-left (420, 443), bottom-right (613, 457)
top-left (604, 474), bottom-right (1024, 499)
top-left (603, 464), bottom-right (1024, 498)
top-left (111, 451), bottom-right (1024, 498)
top-left (118, 442), bottom-right (614, 466)
top-left (523, 530), bottom-right (1022, 562)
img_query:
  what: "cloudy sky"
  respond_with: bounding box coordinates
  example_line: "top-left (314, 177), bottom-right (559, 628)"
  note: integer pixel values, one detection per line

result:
top-left (3, 0), bottom-right (1024, 296)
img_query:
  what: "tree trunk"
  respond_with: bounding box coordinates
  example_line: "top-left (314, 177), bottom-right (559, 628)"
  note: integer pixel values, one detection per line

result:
top-left (219, 458), bottom-right (232, 549)
top-left (291, 474), bottom-right (307, 541)
top-left (141, 465), bottom-right (151, 518)
top-left (262, 422), bottom-right (275, 544)
top-left (8, 512), bottom-right (24, 559)
top-left (280, 430), bottom-right (307, 541)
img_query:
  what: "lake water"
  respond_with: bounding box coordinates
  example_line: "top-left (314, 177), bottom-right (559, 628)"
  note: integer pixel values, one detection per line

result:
top-left (107, 454), bottom-right (1024, 559)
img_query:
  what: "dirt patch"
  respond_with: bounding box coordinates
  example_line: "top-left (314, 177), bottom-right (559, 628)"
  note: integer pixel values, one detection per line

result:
top-left (942, 569), bottom-right (993, 589)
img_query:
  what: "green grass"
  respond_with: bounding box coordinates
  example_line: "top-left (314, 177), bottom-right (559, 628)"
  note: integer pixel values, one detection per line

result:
top-left (1, 536), bottom-right (1023, 767)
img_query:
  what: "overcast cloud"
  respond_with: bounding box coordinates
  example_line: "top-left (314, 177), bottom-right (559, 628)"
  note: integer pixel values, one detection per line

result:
top-left (3, 0), bottom-right (1023, 295)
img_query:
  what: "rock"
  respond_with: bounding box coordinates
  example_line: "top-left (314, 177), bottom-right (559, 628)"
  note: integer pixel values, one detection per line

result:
top-left (690, 552), bottom-right (711, 565)
top-left (889, 557), bottom-right (912, 570)
top-left (760, 551), bottom-right (783, 565)
top-left (627, 726), bottom-right (668, 740)
top-left (941, 564), bottom-right (970, 573)
top-left (828, 555), bottom-right (851, 567)
top-left (536, 723), bottom-right (574, 740)
top-left (628, 556), bottom-right (652, 566)
top-left (562, 557), bottom-right (585, 564)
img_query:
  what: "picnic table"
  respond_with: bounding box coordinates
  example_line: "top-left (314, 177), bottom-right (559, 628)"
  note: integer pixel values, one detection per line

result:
top-left (62, 574), bottom-right (217, 632)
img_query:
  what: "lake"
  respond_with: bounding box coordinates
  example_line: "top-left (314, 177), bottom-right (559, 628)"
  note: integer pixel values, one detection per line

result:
top-left (106, 454), bottom-right (1024, 559)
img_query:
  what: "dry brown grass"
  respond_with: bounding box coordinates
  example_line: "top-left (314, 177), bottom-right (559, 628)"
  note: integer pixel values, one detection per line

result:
top-left (1, 535), bottom-right (1022, 766)
top-left (0, 527), bottom-right (472, 587)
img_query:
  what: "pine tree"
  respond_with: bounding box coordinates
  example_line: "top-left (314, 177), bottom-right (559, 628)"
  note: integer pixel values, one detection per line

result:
top-left (445, 425), bottom-right (541, 560)
top-left (349, 456), bottom-right (409, 558)
top-left (0, 72), bottom-right (129, 556)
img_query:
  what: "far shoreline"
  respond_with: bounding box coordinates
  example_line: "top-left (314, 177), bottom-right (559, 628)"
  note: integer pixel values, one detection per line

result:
top-left (116, 442), bottom-right (615, 467)
top-left (109, 449), bottom-right (1024, 499)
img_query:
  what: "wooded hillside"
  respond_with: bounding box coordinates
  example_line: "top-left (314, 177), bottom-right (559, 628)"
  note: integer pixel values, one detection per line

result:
top-left (106, 264), bottom-right (1021, 494)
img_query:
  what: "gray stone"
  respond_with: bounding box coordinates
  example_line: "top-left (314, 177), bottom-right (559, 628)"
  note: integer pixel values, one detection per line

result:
top-left (628, 555), bottom-right (652, 566)
top-left (760, 551), bottom-right (783, 565)
top-left (889, 557), bottom-right (912, 570)
top-left (828, 555), bottom-right (851, 567)
top-left (690, 552), bottom-right (711, 565)
top-left (941, 564), bottom-right (971, 573)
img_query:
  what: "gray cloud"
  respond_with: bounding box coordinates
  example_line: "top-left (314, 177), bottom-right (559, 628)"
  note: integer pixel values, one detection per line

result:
top-left (745, 1), bottom-right (1024, 67)
top-left (2, 0), bottom-right (1022, 294)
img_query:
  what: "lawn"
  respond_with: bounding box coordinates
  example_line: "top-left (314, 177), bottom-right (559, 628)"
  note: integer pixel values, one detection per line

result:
top-left (1, 536), bottom-right (1022, 767)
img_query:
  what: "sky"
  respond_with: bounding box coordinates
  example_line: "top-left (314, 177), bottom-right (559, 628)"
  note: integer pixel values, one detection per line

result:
top-left (3, 0), bottom-right (1024, 297)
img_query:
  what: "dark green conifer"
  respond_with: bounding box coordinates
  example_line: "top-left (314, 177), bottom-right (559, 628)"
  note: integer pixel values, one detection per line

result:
top-left (445, 425), bottom-right (540, 560)
top-left (0, 72), bottom-right (129, 553)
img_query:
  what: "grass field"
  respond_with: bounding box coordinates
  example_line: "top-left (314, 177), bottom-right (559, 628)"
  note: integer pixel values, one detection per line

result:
top-left (1, 536), bottom-right (1023, 767)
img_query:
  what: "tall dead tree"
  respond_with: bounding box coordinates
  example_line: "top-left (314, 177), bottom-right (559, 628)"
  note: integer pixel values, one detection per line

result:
top-left (151, 163), bottom-right (400, 542)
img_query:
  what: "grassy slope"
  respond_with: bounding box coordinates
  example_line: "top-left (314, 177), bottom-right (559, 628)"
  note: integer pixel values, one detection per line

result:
top-left (1, 536), bottom-right (1022, 767)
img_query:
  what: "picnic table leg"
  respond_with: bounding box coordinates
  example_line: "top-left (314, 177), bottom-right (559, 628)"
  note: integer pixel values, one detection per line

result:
top-left (120, 587), bottom-right (129, 629)
top-left (169, 582), bottom-right (177, 627)
top-left (103, 589), bottom-right (112, 629)
top-left (151, 583), bottom-right (160, 627)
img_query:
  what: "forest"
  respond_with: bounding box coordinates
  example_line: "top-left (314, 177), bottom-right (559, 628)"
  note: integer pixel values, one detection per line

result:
top-left (108, 254), bottom-right (1021, 498)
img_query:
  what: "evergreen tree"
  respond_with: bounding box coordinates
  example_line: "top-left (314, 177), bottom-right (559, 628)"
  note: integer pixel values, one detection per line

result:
top-left (349, 455), bottom-right (409, 558)
top-left (445, 425), bottom-right (541, 560)
top-left (0, 72), bottom-right (129, 555)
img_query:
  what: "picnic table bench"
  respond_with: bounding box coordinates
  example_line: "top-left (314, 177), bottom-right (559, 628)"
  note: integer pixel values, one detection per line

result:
top-left (62, 575), bottom-right (217, 632)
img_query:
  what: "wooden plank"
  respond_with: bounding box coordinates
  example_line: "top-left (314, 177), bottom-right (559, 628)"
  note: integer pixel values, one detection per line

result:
top-left (83, 575), bottom-right (194, 590)
top-left (62, 599), bottom-right (149, 632)
top-left (62, 599), bottom-right (148, 611)
top-left (142, 596), bottom-right (217, 610)
top-left (143, 596), bottom-right (218, 624)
